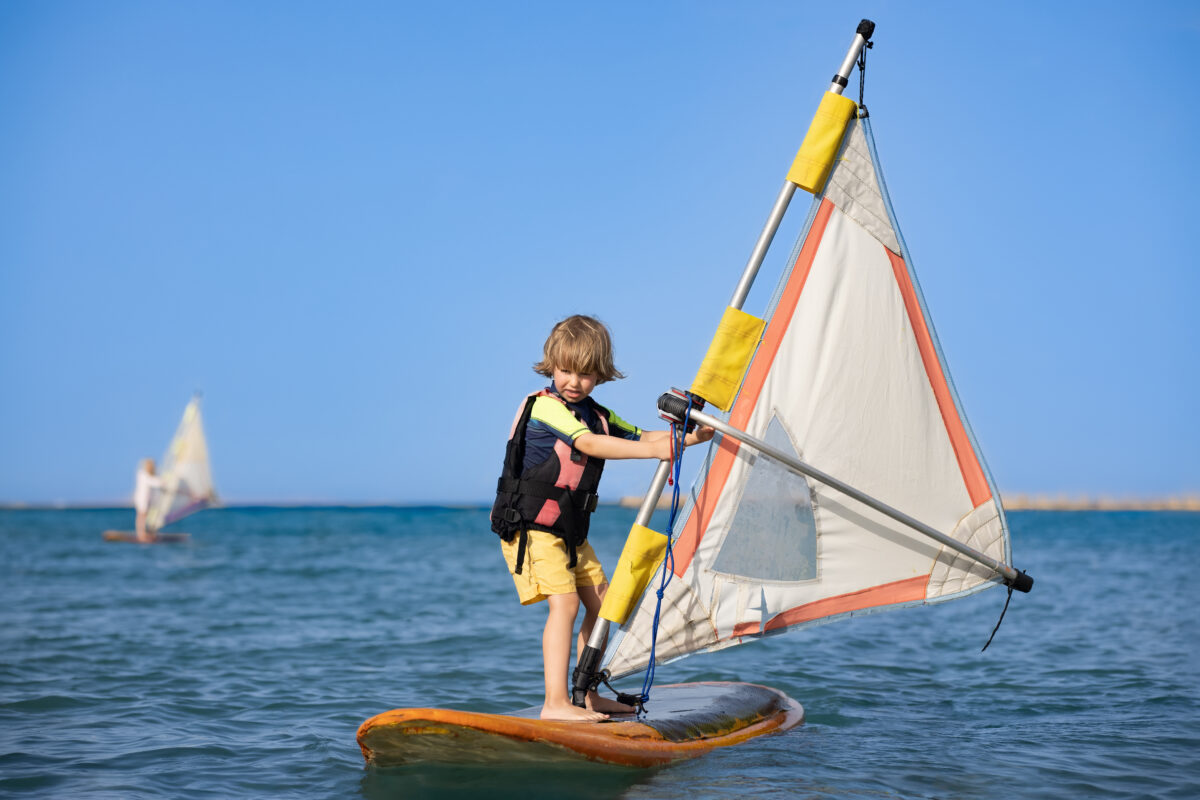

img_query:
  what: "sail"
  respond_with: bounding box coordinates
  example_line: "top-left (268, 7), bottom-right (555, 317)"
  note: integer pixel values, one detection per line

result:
top-left (145, 396), bottom-right (217, 531)
top-left (604, 115), bottom-right (1011, 680)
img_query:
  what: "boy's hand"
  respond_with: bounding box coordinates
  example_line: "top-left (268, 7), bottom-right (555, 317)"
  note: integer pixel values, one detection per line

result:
top-left (684, 426), bottom-right (715, 448)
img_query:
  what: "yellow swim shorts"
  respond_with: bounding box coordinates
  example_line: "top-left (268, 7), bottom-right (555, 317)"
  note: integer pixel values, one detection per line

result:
top-left (500, 529), bottom-right (608, 605)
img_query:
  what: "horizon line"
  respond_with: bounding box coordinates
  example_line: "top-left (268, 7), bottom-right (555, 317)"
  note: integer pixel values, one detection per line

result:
top-left (3, 492), bottom-right (1200, 513)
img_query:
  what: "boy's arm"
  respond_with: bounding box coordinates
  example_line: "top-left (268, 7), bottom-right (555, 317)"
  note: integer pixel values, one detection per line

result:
top-left (574, 432), bottom-right (669, 461)
top-left (640, 429), bottom-right (714, 447)
top-left (574, 427), bottom-right (713, 461)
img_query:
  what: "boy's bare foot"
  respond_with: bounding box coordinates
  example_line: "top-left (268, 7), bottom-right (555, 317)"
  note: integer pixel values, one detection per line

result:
top-left (541, 700), bottom-right (608, 722)
top-left (587, 693), bottom-right (637, 715)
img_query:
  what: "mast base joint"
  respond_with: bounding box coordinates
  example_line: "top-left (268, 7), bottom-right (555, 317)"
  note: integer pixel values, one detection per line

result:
top-left (570, 645), bottom-right (606, 707)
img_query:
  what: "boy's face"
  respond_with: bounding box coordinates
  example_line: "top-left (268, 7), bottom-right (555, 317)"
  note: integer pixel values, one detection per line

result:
top-left (553, 367), bottom-right (598, 404)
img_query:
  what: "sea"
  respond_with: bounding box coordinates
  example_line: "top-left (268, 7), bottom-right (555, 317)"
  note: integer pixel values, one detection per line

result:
top-left (1, 506), bottom-right (1197, 799)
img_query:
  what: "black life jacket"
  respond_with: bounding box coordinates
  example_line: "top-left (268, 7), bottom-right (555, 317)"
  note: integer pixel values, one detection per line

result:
top-left (491, 389), bottom-right (609, 573)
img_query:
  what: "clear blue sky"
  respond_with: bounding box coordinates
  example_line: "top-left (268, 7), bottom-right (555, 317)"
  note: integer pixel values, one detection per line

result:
top-left (2, 1), bottom-right (1197, 506)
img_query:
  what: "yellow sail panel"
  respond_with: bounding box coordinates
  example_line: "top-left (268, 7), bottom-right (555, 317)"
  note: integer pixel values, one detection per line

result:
top-left (600, 524), bottom-right (669, 625)
top-left (785, 91), bottom-right (857, 194)
top-left (689, 306), bottom-right (765, 411)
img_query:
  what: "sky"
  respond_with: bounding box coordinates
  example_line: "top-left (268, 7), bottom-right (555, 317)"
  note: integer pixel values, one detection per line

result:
top-left (2, 1), bottom-right (1197, 506)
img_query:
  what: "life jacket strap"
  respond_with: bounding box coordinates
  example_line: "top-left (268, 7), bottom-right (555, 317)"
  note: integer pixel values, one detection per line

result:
top-left (514, 530), bottom-right (528, 575)
top-left (496, 477), bottom-right (599, 513)
top-left (510, 528), bottom-right (577, 574)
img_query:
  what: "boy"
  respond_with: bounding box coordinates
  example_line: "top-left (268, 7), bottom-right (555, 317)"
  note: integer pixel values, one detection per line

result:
top-left (491, 315), bottom-right (712, 721)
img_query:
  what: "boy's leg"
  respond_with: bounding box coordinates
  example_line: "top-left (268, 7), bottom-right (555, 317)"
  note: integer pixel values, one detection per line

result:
top-left (501, 530), bottom-right (611, 721)
top-left (576, 583), bottom-right (636, 714)
top-left (575, 582), bottom-right (605, 658)
top-left (541, 591), bottom-right (608, 721)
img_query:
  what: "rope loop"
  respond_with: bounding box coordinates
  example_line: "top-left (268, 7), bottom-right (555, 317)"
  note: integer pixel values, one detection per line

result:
top-left (857, 38), bottom-right (870, 117)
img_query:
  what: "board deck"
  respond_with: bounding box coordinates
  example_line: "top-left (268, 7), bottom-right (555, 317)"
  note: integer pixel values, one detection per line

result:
top-left (357, 681), bottom-right (803, 768)
top-left (102, 530), bottom-right (191, 544)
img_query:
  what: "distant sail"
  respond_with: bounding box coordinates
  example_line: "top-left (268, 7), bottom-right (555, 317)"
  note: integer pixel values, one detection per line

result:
top-left (605, 116), bottom-right (1011, 679)
top-left (145, 396), bottom-right (218, 532)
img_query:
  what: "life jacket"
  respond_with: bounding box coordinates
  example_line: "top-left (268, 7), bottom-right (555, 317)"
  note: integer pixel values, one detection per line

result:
top-left (491, 388), bottom-right (610, 574)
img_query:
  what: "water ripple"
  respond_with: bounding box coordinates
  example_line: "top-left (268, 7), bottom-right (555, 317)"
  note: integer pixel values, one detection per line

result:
top-left (1, 507), bottom-right (1198, 798)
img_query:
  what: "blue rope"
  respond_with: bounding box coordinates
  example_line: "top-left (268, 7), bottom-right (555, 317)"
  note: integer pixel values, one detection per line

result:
top-left (638, 395), bottom-right (694, 705)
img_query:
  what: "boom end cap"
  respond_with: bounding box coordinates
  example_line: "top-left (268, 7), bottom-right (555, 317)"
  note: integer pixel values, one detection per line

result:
top-left (1008, 569), bottom-right (1034, 593)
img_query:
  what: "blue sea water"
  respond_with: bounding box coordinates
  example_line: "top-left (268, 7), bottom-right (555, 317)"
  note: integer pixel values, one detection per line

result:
top-left (1, 506), bottom-right (1197, 799)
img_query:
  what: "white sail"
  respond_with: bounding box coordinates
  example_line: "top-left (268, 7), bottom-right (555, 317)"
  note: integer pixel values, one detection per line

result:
top-left (605, 114), bottom-right (1011, 680)
top-left (145, 396), bottom-right (217, 532)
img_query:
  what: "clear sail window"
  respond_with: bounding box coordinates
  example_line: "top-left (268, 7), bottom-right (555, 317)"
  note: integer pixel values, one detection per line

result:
top-left (711, 415), bottom-right (818, 582)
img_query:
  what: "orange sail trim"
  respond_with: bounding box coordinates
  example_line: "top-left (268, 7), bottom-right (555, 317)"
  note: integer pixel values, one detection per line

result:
top-left (669, 435), bottom-right (741, 577)
top-left (729, 575), bottom-right (929, 637)
top-left (670, 199), bottom-right (837, 577)
top-left (884, 249), bottom-right (991, 507)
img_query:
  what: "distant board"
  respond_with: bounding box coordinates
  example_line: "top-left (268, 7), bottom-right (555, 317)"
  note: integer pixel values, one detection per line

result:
top-left (357, 681), bottom-right (803, 768)
top-left (102, 531), bottom-right (191, 544)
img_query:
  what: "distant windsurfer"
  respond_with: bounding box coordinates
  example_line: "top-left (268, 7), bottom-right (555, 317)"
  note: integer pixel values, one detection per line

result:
top-left (491, 315), bottom-right (713, 721)
top-left (133, 458), bottom-right (163, 542)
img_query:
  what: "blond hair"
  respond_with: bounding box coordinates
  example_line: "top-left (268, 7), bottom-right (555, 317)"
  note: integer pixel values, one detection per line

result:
top-left (533, 315), bottom-right (625, 383)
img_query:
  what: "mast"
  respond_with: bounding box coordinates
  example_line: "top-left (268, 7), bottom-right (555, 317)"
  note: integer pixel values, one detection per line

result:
top-left (728, 18), bottom-right (875, 309)
top-left (570, 20), bottom-right (878, 707)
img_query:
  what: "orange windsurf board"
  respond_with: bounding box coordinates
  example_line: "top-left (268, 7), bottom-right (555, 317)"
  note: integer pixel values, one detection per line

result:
top-left (102, 530), bottom-right (191, 544)
top-left (357, 681), bottom-right (803, 768)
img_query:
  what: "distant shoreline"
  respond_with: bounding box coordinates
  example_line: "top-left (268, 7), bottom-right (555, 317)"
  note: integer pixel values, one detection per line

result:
top-left (998, 494), bottom-right (1200, 512)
